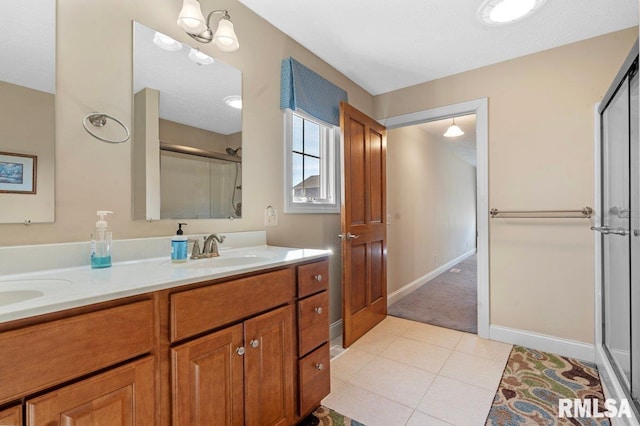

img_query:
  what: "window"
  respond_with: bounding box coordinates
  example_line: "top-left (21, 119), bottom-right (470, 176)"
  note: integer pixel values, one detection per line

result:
top-left (284, 109), bottom-right (340, 213)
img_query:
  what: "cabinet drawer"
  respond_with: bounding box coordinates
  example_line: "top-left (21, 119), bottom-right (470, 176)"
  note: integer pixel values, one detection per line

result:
top-left (297, 259), bottom-right (329, 298)
top-left (0, 404), bottom-right (21, 425)
top-left (171, 268), bottom-right (295, 342)
top-left (0, 300), bottom-right (153, 405)
top-left (298, 343), bottom-right (330, 416)
top-left (298, 291), bottom-right (329, 356)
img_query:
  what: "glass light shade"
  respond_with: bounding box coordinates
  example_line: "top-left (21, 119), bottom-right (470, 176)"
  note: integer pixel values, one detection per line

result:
top-left (177, 0), bottom-right (206, 34)
top-left (153, 31), bottom-right (183, 51)
top-left (213, 18), bottom-right (239, 52)
top-left (479, 0), bottom-right (546, 25)
top-left (188, 48), bottom-right (214, 65)
top-left (444, 123), bottom-right (464, 138)
top-left (224, 95), bottom-right (242, 109)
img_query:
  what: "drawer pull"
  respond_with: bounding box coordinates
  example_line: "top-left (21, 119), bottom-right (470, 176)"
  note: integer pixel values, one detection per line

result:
top-left (314, 307), bottom-right (323, 314)
top-left (314, 274), bottom-right (323, 282)
top-left (250, 339), bottom-right (260, 349)
top-left (315, 363), bottom-right (324, 371)
top-left (236, 346), bottom-right (245, 356)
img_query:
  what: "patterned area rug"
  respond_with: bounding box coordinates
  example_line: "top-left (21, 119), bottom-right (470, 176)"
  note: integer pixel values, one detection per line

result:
top-left (486, 346), bottom-right (610, 425)
top-left (299, 406), bottom-right (365, 426)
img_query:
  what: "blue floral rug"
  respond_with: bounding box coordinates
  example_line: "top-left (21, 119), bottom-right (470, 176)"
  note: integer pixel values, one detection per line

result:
top-left (485, 346), bottom-right (609, 425)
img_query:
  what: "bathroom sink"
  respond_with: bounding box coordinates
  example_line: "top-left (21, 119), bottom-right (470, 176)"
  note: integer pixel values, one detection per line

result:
top-left (0, 290), bottom-right (45, 306)
top-left (177, 255), bottom-right (273, 269)
top-left (0, 279), bottom-right (72, 307)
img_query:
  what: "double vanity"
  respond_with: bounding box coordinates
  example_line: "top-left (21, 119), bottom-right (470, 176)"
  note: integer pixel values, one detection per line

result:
top-left (0, 232), bottom-right (331, 425)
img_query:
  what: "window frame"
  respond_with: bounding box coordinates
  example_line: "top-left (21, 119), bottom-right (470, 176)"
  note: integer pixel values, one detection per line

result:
top-left (284, 108), bottom-right (341, 214)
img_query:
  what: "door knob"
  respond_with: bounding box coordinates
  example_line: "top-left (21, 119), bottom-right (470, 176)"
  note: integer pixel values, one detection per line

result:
top-left (338, 232), bottom-right (360, 240)
top-left (236, 347), bottom-right (245, 356)
top-left (250, 339), bottom-right (260, 348)
top-left (315, 363), bottom-right (324, 370)
top-left (314, 307), bottom-right (323, 314)
top-left (314, 274), bottom-right (323, 282)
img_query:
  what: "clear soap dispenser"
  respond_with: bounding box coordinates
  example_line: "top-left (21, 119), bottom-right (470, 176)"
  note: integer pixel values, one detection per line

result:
top-left (91, 210), bottom-right (113, 269)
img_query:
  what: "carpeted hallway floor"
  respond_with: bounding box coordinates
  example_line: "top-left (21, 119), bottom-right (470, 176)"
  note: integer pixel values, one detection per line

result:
top-left (388, 254), bottom-right (477, 333)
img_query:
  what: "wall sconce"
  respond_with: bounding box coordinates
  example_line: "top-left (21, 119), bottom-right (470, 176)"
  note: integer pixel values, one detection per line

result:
top-left (177, 0), bottom-right (240, 52)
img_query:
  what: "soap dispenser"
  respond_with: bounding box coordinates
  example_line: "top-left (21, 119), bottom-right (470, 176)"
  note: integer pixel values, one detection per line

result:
top-left (171, 222), bottom-right (188, 263)
top-left (91, 210), bottom-right (113, 269)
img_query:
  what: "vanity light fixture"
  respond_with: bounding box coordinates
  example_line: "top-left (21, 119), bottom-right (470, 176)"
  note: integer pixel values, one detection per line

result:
top-left (478, 0), bottom-right (547, 25)
top-left (188, 48), bottom-right (214, 65)
top-left (224, 95), bottom-right (242, 109)
top-left (177, 0), bottom-right (240, 52)
top-left (152, 31), bottom-right (183, 51)
top-left (443, 117), bottom-right (464, 138)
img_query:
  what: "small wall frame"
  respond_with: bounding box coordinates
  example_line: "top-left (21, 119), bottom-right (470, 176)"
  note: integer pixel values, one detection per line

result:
top-left (0, 152), bottom-right (37, 194)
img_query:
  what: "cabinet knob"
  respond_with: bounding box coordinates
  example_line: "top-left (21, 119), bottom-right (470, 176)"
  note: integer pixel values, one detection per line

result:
top-left (250, 339), bottom-right (260, 348)
top-left (314, 274), bottom-right (323, 282)
top-left (315, 363), bottom-right (324, 371)
top-left (236, 347), bottom-right (245, 356)
top-left (314, 307), bottom-right (323, 314)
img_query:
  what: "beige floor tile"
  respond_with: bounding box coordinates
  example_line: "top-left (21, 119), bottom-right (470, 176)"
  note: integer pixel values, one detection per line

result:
top-left (380, 337), bottom-right (452, 373)
top-left (348, 356), bottom-right (436, 408)
top-left (406, 411), bottom-right (454, 426)
top-left (454, 334), bottom-right (513, 363)
top-left (322, 382), bottom-right (413, 426)
top-left (328, 376), bottom-right (347, 397)
top-left (439, 351), bottom-right (506, 391)
top-left (402, 322), bottom-right (465, 349)
top-left (371, 316), bottom-right (414, 335)
top-left (330, 348), bottom-right (375, 381)
top-left (417, 376), bottom-right (495, 426)
top-left (350, 329), bottom-right (399, 355)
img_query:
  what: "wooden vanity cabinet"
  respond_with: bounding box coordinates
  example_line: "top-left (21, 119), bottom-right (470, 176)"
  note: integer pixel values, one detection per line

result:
top-left (170, 269), bottom-right (296, 426)
top-left (295, 259), bottom-right (331, 419)
top-left (0, 405), bottom-right (21, 425)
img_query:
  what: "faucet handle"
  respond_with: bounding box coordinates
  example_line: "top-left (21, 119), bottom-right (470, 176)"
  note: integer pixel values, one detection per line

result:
top-left (190, 238), bottom-right (201, 258)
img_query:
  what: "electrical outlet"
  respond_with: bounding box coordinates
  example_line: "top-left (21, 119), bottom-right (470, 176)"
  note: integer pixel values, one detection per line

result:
top-left (264, 206), bottom-right (278, 227)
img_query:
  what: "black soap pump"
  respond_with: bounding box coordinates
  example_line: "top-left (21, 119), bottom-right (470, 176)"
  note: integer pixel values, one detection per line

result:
top-left (171, 223), bottom-right (188, 263)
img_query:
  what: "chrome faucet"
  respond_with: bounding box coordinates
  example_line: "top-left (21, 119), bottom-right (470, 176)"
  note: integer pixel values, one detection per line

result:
top-left (202, 233), bottom-right (225, 257)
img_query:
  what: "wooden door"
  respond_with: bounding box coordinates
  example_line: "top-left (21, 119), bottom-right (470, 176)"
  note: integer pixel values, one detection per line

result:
top-left (0, 405), bottom-right (21, 425)
top-left (172, 324), bottom-right (244, 426)
top-left (26, 357), bottom-right (154, 425)
top-left (244, 305), bottom-right (294, 426)
top-left (340, 102), bottom-right (387, 347)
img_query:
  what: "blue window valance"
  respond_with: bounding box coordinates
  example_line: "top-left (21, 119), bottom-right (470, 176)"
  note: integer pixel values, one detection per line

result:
top-left (280, 57), bottom-right (348, 126)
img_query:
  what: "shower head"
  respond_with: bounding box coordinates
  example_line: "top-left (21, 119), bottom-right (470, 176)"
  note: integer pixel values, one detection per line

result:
top-left (226, 147), bottom-right (241, 156)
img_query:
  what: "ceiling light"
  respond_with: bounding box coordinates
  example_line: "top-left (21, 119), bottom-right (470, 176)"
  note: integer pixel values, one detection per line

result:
top-left (152, 31), bottom-right (183, 51)
top-left (188, 48), bottom-right (214, 65)
top-left (224, 95), bottom-right (242, 109)
top-left (177, 0), bottom-right (240, 52)
top-left (478, 0), bottom-right (547, 25)
top-left (444, 118), bottom-right (464, 138)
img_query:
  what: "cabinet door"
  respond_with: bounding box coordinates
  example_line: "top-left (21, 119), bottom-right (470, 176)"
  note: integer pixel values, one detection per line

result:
top-left (0, 405), bottom-right (21, 426)
top-left (172, 324), bottom-right (244, 426)
top-left (26, 357), bottom-right (154, 425)
top-left (244, 305), bottom-right (294, 426)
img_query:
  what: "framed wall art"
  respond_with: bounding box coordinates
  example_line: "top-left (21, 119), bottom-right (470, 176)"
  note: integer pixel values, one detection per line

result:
top-left (0, 152), bottom-right (37, 194)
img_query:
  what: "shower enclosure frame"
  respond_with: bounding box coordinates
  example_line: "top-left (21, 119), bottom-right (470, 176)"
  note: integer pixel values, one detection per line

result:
top-left (595, 39), bottom-right (640, 425)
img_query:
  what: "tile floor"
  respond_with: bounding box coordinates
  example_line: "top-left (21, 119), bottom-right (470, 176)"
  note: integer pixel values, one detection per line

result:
top-left (322, 316), bottom-right (513, 426)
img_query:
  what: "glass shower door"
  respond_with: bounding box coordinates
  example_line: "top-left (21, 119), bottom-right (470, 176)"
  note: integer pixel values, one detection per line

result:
top-left (599, 73), bottom-right (632, 389)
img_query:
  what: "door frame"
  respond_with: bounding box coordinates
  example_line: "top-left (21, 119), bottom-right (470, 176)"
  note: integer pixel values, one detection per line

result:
top-left (379, 98), bottom-right (489, 338)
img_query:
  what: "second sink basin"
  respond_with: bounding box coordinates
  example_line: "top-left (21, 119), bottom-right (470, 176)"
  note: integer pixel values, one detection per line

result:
top-left (0, 279), bottom-right (72, 307)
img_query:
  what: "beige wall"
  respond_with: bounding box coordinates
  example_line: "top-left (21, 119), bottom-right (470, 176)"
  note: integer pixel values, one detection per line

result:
top-left (0, 0), bottom-right (374, 326)
top-left (159, 119), bottom-right (234, 153)
top-left (376, 27), bottom-right (638, 344)
top-left (387, 125), bottom-right (477, 294)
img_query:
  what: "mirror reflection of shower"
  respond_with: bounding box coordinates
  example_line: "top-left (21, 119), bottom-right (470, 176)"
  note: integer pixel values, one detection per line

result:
top-left (226, 147), bottom-right (242, 217)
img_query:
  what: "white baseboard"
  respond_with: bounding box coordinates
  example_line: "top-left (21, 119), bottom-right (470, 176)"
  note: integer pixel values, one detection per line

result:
top-left (490, 325), bottom-right (595, 362)
top-left (387, 248), bottom-right (476, 306)
top-left (330, 319), bottom-right (343, 341)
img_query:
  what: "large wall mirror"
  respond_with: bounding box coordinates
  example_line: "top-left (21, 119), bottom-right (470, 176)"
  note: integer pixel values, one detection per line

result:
top-left (0, 1), bottom-right (55, 224)
top-left (132, 22), bottom-right (242, 220)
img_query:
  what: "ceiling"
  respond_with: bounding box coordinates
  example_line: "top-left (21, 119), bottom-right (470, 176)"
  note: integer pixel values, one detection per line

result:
top-left (238, 0), bottom-right (638, 95)
top-left (419, 115), bottom-right (477, 167)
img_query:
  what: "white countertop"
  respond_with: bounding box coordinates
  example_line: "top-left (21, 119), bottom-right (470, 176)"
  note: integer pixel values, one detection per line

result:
top-left (0, 244), bottom-right (331, 324)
